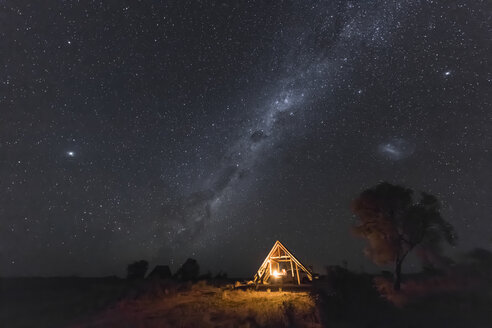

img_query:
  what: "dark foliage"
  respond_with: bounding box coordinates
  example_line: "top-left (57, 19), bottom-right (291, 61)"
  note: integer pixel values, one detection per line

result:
top-left (352, 182), bottom-right (457, 290)
top-left (126, 260), bottom-right (149, 280)
top-left (214, 271), bottom-right (228, 280)
top-left (147, 265), bottom-right (172, 280)
top-left (174, 258), bottom-right (200, 281)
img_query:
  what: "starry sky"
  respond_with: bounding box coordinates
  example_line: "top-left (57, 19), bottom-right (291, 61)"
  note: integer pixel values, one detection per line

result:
top-left (1, 0), bottom-right (491, 277)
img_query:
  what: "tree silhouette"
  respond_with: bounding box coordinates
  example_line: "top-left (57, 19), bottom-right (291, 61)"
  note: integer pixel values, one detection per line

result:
top-left (126, 260), bottom-right (149, 280)
top-left (174, 258), bottom-right (200, 281)
top-left (352, 182), bottom-right (456, 290)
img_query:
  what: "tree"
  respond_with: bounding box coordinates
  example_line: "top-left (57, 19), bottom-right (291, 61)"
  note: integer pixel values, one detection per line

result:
top-left (126, 260), bottom-right (149, 280)
top-left (351, 182), bottom-right (456, 290)
top-left (174, 258), bottom-right (200, 281)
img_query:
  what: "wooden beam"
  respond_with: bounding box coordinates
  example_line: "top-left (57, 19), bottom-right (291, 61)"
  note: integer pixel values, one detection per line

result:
top-left (295, 262), bottom-right (300, 285)
top-left (276, 241), bottom-right (313, 281)
top-left (290, 259), bottom-right (294, 277)
top-left (255, 241), bottom-right (281, 280)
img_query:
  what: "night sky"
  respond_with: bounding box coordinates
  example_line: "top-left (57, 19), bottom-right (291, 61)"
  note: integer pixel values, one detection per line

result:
top-left (2, 0), bottom-right (491, 277)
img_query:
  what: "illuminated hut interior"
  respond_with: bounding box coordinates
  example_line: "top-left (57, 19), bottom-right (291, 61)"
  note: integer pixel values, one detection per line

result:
top-left (254, 240), bottom-right (313, 285)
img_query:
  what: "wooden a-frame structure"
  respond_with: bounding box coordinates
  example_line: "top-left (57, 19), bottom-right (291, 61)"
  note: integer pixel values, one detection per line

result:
top-left (253, 240), bottom-right (313, 285)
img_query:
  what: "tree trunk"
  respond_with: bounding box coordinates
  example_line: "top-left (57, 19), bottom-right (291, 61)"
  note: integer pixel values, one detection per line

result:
top-left (394, 260), bottom-right (402, 291)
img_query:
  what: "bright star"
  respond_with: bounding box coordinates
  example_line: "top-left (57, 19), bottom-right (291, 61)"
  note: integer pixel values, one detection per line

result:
top-left (67, 151), bottom-right (75, 157)
top-left (444, 71), bottom-right (451, 76)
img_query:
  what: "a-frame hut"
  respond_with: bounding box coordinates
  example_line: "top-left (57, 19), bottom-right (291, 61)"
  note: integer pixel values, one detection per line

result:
top-left (254, 240), bottom-right (313, 285)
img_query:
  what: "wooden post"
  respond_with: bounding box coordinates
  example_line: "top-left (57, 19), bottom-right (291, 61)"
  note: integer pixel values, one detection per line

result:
top-left (295, 263), bottom-right (300, 285)
top-left (290, 259), bottom-right (294, 277)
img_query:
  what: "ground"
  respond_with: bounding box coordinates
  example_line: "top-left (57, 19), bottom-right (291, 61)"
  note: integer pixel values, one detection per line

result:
top-left (71, 282), bottom-right (320, 328)
top-left (2, 275), bottom-right (492, 328)
top-left (1, 278), bottom-right (321, 328)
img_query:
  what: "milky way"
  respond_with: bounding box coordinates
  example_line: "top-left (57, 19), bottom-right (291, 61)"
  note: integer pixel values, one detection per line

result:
top-left (2, 0), bottom-right (491, 276)
top-left (163, 0), bottom-right (419, 255)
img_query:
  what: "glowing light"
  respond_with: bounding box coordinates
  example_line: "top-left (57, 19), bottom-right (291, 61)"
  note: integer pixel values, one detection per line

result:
top-left (67, 151), bottom-right (75, 157)
top-left (272, 270), bottom-right (280, 278)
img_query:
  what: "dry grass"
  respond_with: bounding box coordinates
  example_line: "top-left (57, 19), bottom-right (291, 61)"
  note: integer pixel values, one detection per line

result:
top-left (73, 281), bottom-right (321, 328)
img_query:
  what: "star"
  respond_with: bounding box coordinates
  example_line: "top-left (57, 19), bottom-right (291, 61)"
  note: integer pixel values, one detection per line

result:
top-left (1, 0), bottom-right (490, 282)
